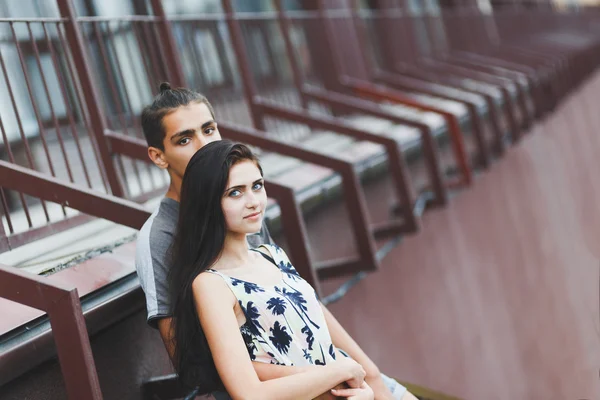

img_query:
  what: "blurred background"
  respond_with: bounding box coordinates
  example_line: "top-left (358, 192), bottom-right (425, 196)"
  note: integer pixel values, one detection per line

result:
top-left (1, 0), bottom-right (600, 399)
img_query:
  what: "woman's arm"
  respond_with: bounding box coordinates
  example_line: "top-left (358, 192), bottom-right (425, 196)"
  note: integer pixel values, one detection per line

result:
top-left (320, 303), bottom-right (395, 399)
top-left (193, 273), bottom-right (366, 400)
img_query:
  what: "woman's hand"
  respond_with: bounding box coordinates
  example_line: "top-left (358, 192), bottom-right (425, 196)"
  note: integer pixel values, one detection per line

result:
top-left (330, 381), bottom-right (374, 399)
top-left (332, 357), bottom-right (366, 388)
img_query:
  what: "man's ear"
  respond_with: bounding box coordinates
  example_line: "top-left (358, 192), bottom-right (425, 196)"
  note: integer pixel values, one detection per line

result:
top-left (148, 146), bottom-right (168, 169)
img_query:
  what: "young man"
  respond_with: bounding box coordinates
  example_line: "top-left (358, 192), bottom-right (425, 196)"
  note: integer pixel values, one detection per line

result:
top-left (135, 83), bottom-right (415, 400)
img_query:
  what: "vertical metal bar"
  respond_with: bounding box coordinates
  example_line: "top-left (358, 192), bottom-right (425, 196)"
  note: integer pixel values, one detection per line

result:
top-left (10, 23), bottom-right (59, 182)
top-left (139, 22), bottom-right (164, 85)
top-left (103, 21), bottom-right (145, 194)
top-left (0, 188), bottom-right (14, 236)
top-left (274, 0), bottom-right (308, 109)
top-left (44, 23), bottom-right (93, 188)
top-left (56, 0), bottom-right (124, 197)
top-left (44, 288), bottom-right (103, 400)
top-left (0, 101), bottom-right (30, 229)
top-left (182, 23), bottom-right (207, 90)
top-left (28, 22), bottom-right (75, 184)
top-left (264, 181), bottom-right (320, 295)
top-left (0, 25), bottom-right (46, 225)
top-left (55, 22), bottom-right (109, 192)
top-left (119, 21), bottom-right (159, 189)
top-left (222, 0), bottom-right (266, 130)
top-left (149, 0), bottom-right (186, 87)
top-left (115, 154), bottom-right (131, 198)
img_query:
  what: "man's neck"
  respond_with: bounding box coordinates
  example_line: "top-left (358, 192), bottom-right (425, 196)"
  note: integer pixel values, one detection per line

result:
top-left (165, 181), bottom-right (181, 202)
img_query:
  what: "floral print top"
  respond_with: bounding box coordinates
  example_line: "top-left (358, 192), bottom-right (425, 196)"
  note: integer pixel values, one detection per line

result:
top-left (206, 244), bottom-right (338, 366)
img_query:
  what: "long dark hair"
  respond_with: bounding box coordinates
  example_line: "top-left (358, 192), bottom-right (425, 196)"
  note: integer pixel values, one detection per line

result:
top-left (169, 140), bottom-right (262, 391)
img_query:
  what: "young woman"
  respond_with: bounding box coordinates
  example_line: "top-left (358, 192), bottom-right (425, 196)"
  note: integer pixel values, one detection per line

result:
top-left (169, 141), bottom-right (414, 400)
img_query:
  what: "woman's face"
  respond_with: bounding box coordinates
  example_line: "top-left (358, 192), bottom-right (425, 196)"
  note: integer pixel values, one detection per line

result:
top-left (221, 160), bottom-right (267, 235)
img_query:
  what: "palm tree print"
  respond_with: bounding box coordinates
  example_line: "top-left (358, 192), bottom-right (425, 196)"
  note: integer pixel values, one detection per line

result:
top-left (266, 297), bottom-right (286, 315)
top-left (269, 321), bottom-right (292, 354)
top-left (240, 324), bottom-right (257, 361)
top-left (277, 286), bottom-right (320, 329)
top-left (231, 277), bottom-right (265, 294)
top-left (278, 260), bottom-right (300, 280)
top-left (239, 300), bottom-right (264, 335)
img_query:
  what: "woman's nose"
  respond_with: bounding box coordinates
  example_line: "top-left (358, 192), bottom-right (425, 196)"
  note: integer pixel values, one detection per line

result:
top-left (246, 192), bottom-right (259, 208)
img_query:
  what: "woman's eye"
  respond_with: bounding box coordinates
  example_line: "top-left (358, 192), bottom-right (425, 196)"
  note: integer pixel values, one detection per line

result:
top-left (229, 189), bottom-right (241, 197)
top-left (252, 182), bottom-right (263, 191)
top-left (178, 137), bottom-right (191, 145)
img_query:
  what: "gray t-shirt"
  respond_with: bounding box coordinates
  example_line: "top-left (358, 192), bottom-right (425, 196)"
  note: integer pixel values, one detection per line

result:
top-left (135, 197), bottom-right (273, 328)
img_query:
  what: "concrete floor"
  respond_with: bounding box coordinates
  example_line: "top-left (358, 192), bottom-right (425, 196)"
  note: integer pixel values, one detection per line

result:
top-left (308, 71), bottom-right (600, 399)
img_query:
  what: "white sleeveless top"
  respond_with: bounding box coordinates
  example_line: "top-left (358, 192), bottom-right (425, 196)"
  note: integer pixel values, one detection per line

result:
top-left (207, 244), bottom-right (338, 366)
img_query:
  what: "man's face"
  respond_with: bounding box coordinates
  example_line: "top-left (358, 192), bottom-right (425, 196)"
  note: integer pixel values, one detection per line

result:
top-left (149, 102), bottom-right (222, 178)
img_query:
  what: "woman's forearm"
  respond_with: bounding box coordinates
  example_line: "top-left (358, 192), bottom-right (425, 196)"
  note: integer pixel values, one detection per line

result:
top-left (241, 363), bottom-right (350, 400)
top-left (252, 361), bottom-right (312, 381)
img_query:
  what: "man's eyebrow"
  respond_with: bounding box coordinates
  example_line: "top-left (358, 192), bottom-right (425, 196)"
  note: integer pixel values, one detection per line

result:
top-left (170, 129), bottom-right (194, 142)
top-left (201, 120), bottom-right (216, 130)
top-left (170, 121), bottom-right (216, 142)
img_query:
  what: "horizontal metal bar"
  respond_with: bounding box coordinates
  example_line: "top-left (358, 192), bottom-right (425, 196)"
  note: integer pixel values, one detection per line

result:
top-left (0, 263), bottom-right (71, 311)
top-left (0, 161), bottom-right (150, 230)
top-left (0, 17), bottom-right (67, 22)
top-left (105, 130), bottom-right (149, 161)
top-left (76, 16), bottom-right (161, 22)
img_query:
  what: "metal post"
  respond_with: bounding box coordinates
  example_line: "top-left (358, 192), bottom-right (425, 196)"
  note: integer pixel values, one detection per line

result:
top-left (221, 0), bottom-right (266, 130)
top-left (149, 0), bottom-right (187, 87)
top-left (56, 0), bottom-right (124, 198)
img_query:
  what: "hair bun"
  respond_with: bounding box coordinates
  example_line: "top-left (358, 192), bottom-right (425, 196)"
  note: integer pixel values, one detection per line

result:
top-left (159, 82), bottom-right (172, 92)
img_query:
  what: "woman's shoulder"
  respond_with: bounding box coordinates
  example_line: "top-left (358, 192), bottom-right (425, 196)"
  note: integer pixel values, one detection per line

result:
top-left (255, 243), bottom-right (286, 260)
top-left (192, 270), bottom-right (235, 304)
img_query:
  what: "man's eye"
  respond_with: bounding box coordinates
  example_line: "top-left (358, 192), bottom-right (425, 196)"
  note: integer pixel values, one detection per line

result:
top-left (252, 182), bottom-right (263, 191)
top-left (204, 127), bottom-right (215, 135)
top-left (178, 137), bottom-right (191, 145)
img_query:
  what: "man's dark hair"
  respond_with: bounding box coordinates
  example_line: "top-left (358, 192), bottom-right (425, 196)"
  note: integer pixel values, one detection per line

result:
top-left (141, 82), bottom-right (215, 150)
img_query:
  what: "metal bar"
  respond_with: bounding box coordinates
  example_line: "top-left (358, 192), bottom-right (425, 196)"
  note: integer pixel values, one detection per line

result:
top-left (0, 160), bottom-right (150, 230)
top-left (28, 23), bottom-right (75, 186)
top-left (0, 104), bottom-right (30, 230)
top-left (102, 21), bottom-right (146, 193)
top-left (273, 0), bottom-right (309, 109)
top-left (0, 264), bottom-right (103, 400)
top-left (254, 97), bottom-right (448, 206)
top-left (0, 187), bottom-right (14, 236)
top-left (105, 127), bottom-right (379, 280)
top-left (10, 22), bottom-right (55, 223)
top-left (43, 23), bottom-right (94, 188)
top-left (262, 181), bottom-right (320, 294)
top-left (55, 21), bottom-right (109, 192)
top-left (149, 0), bottom-right (187, 87)
top-left (300, 85), bottom-right (472, 186)
top-left (56, 0), bottom-right (124, 198)
top-left (374, 69), bottom-right (507, 155)
top-left (221, 0), bottom-right (266, 130)
top-left (345, 76), bottom-right (490, 168)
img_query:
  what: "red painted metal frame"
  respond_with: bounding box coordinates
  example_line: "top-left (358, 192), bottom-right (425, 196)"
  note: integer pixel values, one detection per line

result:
top-left (0, 264), bottom-right (103, 400)
top-left (221, 0), bottom-right (424, 247)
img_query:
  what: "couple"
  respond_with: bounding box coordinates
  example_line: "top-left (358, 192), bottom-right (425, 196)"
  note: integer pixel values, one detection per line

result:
top-left (135, 83), bottom-right (417, 400)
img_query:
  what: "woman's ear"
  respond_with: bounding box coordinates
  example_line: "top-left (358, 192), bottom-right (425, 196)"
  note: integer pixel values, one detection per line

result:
top-left (148, 147), bottom-right (169, 169)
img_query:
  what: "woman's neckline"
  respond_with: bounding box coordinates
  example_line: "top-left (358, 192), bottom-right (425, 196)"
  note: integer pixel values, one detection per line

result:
top-left (208, 246), bottom-right (285, 289)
